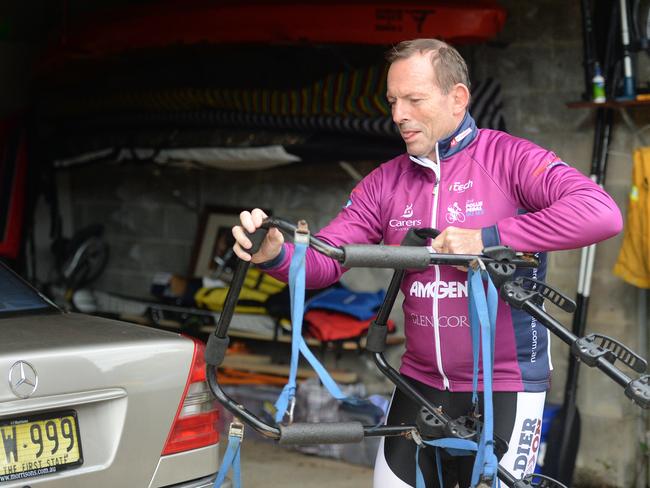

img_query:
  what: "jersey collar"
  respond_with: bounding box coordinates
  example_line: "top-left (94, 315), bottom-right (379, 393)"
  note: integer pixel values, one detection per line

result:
top-left (409, 111), bottom-right (477, 170)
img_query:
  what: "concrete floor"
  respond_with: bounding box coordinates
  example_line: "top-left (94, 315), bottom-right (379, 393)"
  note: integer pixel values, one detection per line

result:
top-left (228, 439), bottom-right (374, 487)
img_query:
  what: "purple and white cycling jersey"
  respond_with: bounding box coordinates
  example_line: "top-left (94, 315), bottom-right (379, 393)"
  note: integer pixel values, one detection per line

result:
top-left (261, 113), bottom-right (622, 392)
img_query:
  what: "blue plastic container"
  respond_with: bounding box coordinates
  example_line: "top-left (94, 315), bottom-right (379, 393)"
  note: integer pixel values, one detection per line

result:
top-left (534, 402), bottom-right (562, 473)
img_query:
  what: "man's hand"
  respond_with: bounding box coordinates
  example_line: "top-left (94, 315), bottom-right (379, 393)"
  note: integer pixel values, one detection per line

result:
top-left (432, 227), bottom-right (483, 255)
top-left (232, 208), bottom-right (284, 263)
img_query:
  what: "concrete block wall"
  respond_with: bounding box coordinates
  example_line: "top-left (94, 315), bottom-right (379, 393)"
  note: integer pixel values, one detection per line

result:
top-left (63, 161), bottom-right (369, 298)
top-left (50, 1), bottom-right (647, 486)
top-left (66, 165), bottom-right (201, 297)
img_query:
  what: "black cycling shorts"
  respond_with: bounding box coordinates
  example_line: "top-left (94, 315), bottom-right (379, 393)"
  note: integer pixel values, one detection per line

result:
top-left (373, 375), bottom-right (545, 487)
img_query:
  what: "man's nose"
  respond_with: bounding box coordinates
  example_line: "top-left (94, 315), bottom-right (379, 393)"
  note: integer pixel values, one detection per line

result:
top-left (391, 100), bottom-right (409, 124)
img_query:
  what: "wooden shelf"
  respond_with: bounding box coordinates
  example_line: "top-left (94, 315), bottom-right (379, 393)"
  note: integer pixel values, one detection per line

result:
top-left (566, 99), bottom-right (650, 109)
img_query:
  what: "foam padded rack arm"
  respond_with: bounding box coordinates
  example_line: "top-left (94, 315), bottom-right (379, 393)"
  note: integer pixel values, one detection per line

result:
top-left (278, 421), bottom-right (365, 445)
top-left (341, 245), bottom-right (431, 269)
top-left (205, 335), bottom-right (230, 366)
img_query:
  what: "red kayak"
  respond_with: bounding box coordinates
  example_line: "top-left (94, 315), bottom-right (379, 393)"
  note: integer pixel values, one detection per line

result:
top-left (41, 0), bottom-right (505, 69)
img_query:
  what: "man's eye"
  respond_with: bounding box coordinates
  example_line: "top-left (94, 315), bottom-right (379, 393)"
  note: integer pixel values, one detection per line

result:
top-left (411, 99), bottom-right (422, 104)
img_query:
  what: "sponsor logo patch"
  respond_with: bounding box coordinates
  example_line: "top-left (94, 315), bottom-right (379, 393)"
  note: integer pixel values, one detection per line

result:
top-left (450, 127), bottom-right (473, 147)
top-left (512, 417), bottom-right (542, 475)
top-left (409, 280), bottom-right (468, 299)
top-left (532, 157), bottom-right (567, 177)
top-left (389, 218), bottom-right (423, 229)
top-left (445, 202), bottom-right (466, 224)
top-left (389, 203), bottom-right (421, 229)
top-left (409, 313), bottom-right (469, 328)
top-left (344, 187), bottom-right (363, 208)
top-left (448, 180), bottom-right (473, 193)
top-left (465, 199), bottom-right (484, 217)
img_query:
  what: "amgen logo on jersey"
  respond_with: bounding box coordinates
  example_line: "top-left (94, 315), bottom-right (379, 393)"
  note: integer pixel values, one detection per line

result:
top-left (409, 281), bottom-right (468, 299)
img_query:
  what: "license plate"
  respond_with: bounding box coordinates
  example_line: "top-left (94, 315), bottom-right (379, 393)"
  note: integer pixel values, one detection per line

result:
top-left (0, 411), bottom-right (83, 482)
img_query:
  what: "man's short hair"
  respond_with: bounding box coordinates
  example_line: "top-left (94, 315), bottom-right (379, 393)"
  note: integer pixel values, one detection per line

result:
top-left (386, 39), bottom-right (471, 94)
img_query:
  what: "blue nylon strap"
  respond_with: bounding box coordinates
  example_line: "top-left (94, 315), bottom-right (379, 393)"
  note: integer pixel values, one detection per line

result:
top-left (469, 282), bottom-right (480, 406)
top-left (273, 241), bottom-right (305, 422)
top-left (468, 268), bottom-right (499, 488)
top-left (213, 433), bottom-right (241, 488)
top-left (412, 268), bottom-right (500, 488)
top-left (274, 241), bottom-right (348, 423)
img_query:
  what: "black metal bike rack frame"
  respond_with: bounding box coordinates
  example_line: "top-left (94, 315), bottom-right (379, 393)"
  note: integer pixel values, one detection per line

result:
top-left (204, 217), bottom-right (648, 488)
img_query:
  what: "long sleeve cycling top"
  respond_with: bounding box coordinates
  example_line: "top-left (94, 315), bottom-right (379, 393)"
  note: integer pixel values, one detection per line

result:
top-left (261, 112), bottom-right (623, 392)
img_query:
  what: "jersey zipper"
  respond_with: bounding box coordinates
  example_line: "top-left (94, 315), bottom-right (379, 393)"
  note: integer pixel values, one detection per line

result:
top-left (430, 143), bottom-right (450, 390)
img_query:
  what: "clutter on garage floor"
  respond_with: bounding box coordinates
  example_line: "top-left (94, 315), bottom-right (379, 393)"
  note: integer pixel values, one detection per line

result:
top-left (226, 437), bottom-right (373, 488)
top-left (218, 377), bottom-right (387, 468)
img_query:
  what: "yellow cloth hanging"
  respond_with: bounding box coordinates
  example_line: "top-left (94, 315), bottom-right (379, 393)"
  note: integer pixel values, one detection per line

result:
top-left (613, 147), bottom-right (650, 288)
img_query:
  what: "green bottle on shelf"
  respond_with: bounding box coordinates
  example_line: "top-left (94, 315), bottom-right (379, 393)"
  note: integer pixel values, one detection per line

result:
top-left (592, 62), bottom-right (606, 103)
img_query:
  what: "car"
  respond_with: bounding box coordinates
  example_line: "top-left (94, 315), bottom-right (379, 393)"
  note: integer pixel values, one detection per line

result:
top-left (0, 262), bottom-right (222, 487)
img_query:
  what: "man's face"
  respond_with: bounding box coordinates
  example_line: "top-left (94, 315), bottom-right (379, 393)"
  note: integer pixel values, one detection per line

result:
top-left (387, 52), bottom-right (458, 159)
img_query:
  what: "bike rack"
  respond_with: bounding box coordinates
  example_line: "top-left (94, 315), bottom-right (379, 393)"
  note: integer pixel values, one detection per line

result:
top-left (205, 217), bottom-right (649, 488)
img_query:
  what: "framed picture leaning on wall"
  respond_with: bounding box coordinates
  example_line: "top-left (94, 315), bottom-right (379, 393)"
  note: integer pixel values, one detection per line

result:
top-left (189, 206), bottom-right (272, 280)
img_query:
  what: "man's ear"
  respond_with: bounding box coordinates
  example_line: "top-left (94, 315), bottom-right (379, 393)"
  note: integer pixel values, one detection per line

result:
top-left (451, 83), bottom-right (470, 115)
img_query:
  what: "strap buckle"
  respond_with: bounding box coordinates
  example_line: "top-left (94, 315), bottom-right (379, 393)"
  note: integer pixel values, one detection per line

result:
top-left (294, 220), bottom-right (310, 245)
top-left (287, 396), bottom-right (297, 423)
top-left (228, 421), bottom-right (245, 440)
top-left (470, 257), bottom-right (487, 273)
top-left (409, 428), bottom-right (424, 447)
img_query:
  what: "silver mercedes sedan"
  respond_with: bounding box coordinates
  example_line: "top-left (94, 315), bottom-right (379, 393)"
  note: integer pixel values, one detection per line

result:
top-left (0, 263), bottom-right (221, 487)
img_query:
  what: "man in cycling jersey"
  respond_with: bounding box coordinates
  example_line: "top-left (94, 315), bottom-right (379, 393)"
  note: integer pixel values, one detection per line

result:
top-left (231, 38), bottom-right (622, 487)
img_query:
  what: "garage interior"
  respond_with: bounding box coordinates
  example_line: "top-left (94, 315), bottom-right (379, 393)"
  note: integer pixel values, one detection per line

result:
top-left (2, 0), bottom-right (650, 487)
